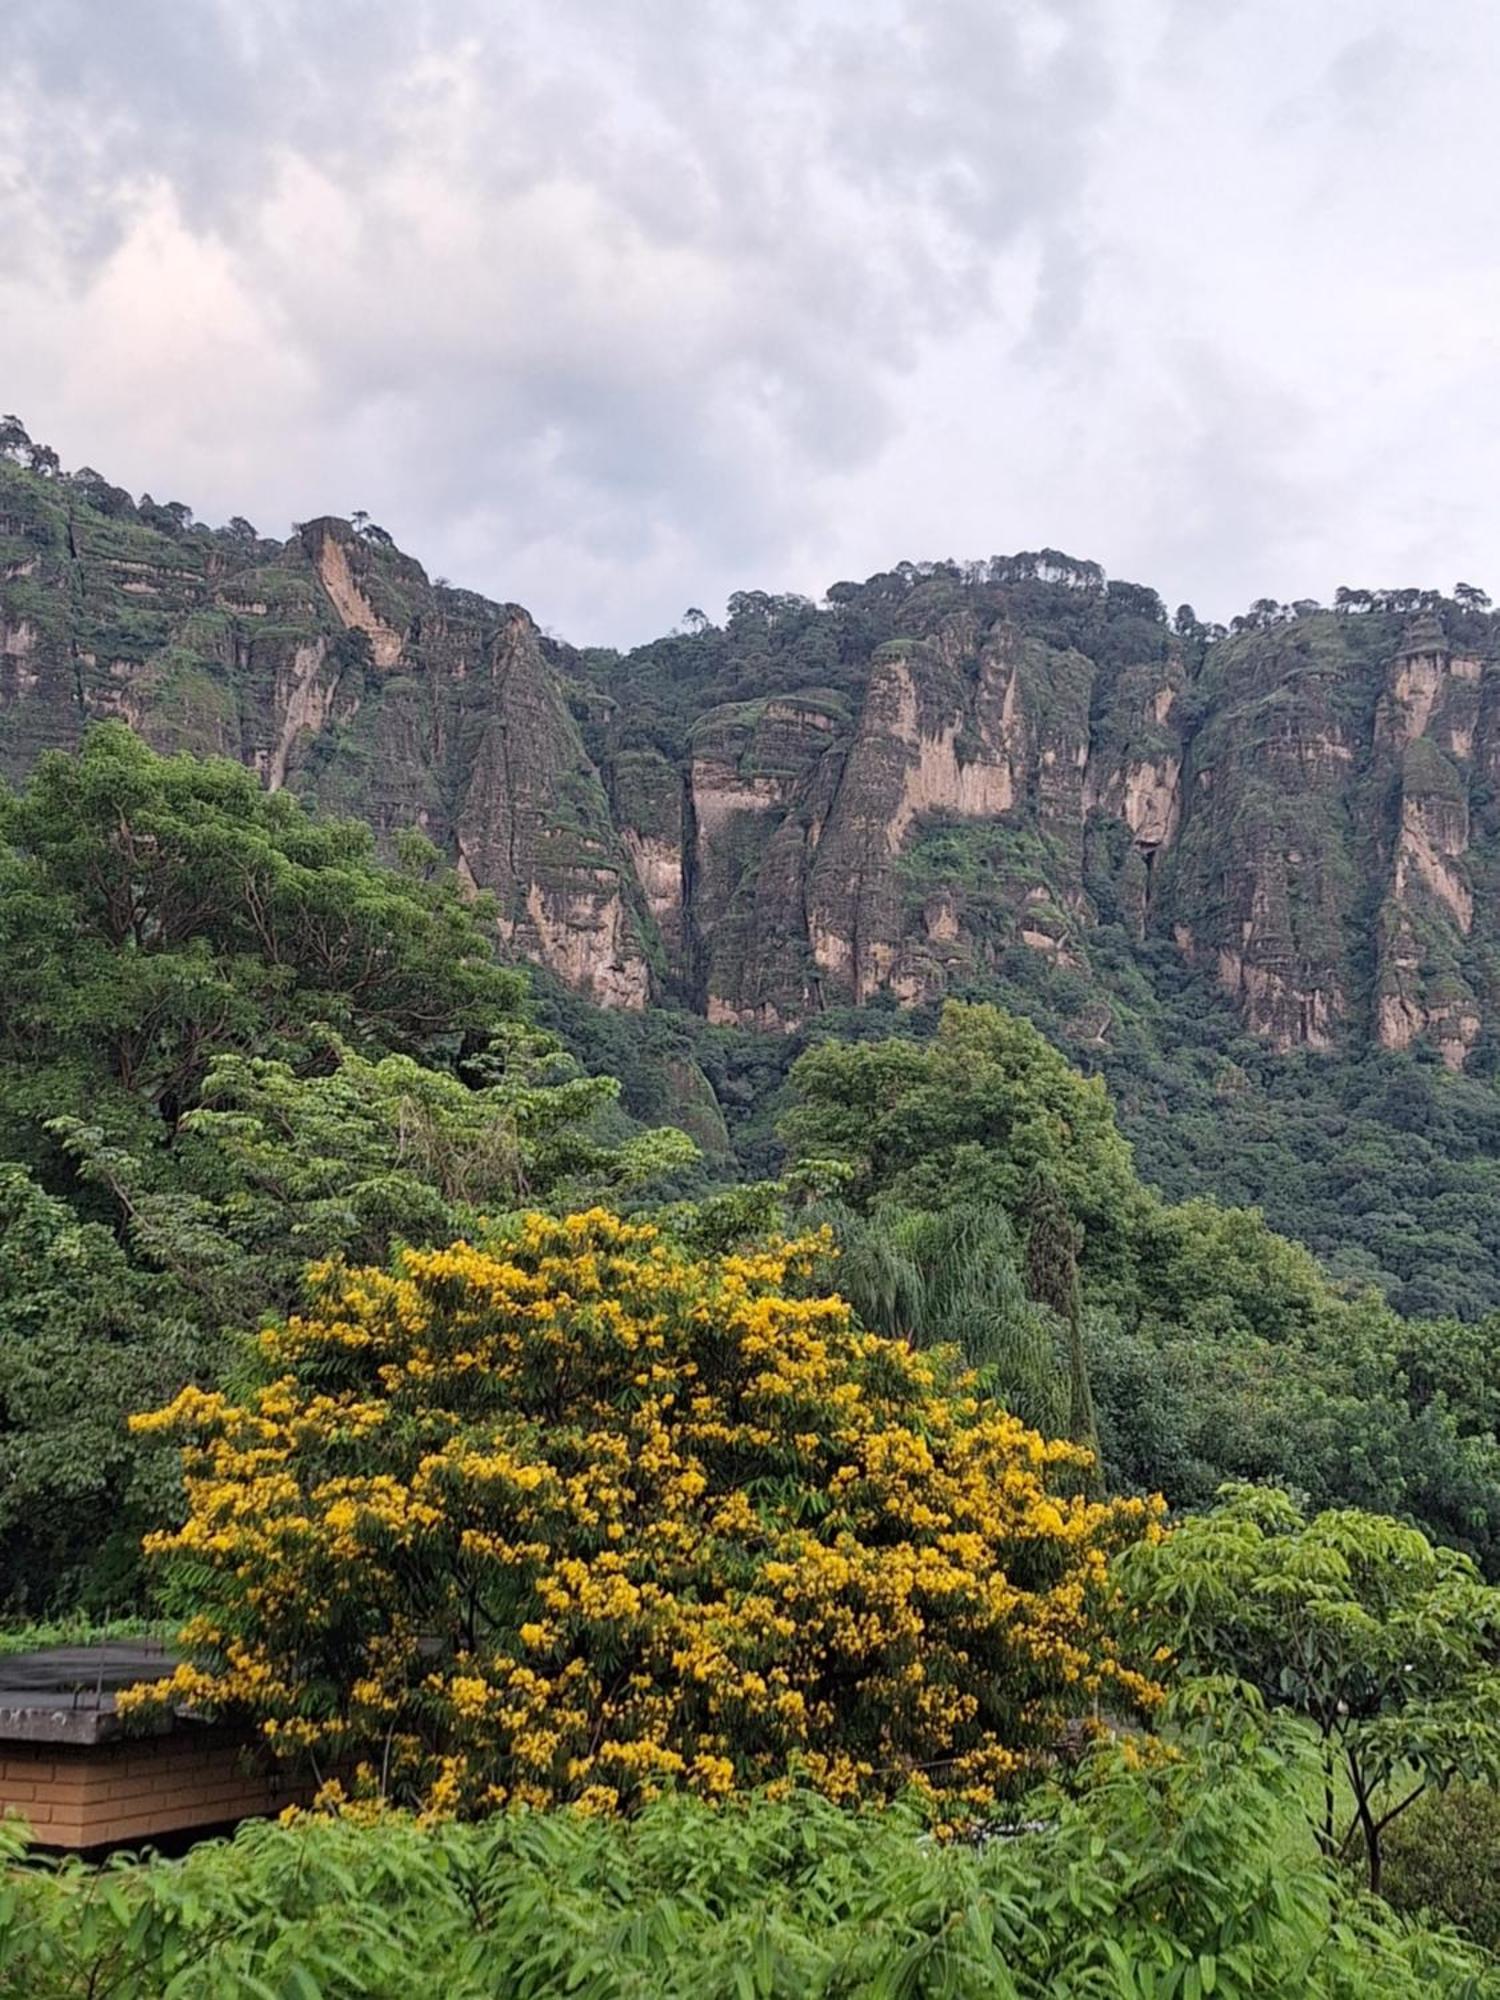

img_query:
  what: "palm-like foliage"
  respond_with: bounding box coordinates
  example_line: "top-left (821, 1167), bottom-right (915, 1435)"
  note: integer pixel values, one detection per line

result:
top-left (812, 1200), bottom-right (1066, 1436)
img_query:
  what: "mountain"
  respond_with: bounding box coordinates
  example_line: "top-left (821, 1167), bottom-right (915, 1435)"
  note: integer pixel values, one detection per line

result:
top-left (7, 439), bottom-right (1500, 1314)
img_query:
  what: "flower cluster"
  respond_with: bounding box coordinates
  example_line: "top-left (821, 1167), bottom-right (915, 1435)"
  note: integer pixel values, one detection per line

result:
top-left (122, 1209), bottom-right (1161, 1817)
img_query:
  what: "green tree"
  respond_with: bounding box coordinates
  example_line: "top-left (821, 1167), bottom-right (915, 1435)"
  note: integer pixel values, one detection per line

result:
top-left (781, 1001), bottom-right (1145, 1296)
top-left (1383, 1779), bottom-right (1500, 1953)
top-left (817, 1199), bottom-right (1064, 1434)
top-left (0, 1166), bottom-right (204, 1612)
top-left (0, 724), bottom-right (522, 1159)
top-left (0, 733), bottom-right (698, 1610)
top-left (51, 1028), bottom-right (696, 1320)
top-left (1117, 1485), bottom-right (1500, 1892)
top-left (1023, 1171), bottom-right (1101, 1481)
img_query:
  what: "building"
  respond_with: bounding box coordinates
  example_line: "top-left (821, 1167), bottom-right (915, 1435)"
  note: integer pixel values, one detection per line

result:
top-left (0, 1641), bottom-right (290, 1851)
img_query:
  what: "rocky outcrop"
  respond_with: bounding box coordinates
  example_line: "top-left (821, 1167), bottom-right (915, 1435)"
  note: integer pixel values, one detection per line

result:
top-left (451, 612), bottom-right (652, 1010)
top-left (1164, 616), bottom-right (1377, 1051)
top-left (0, 463), bottom-right (654, 1010)
top-left (11, 448), bottom-right (1500, 1074)
top-left (1376, 617), bottom-right (1484, 761)
top-left (303, 521), bottom-right (406, 670)
top-left (260, 640), bottom-right (338, 791)
top-left (1373, 737), bottom-right (1480, 1067)
top-left (683, 695), bottom-right (846, 1023)
top-left (803, 635), bottom-right (1029, 1005)
top-left (611, 750), bottom-right (686, 961)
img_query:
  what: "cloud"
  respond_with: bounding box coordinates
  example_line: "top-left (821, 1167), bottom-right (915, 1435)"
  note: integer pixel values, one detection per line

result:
top-left (3, 0), bottom-right (1500, 640)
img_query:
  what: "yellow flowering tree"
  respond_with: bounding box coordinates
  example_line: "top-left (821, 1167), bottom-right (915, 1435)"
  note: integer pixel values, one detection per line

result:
top-left (123, 1210), bottom-right (1161, 1817)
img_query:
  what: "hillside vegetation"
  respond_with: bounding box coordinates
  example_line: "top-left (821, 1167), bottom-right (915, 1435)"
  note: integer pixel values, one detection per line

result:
top-left (8, 428), bottom-right (1500, 1314)
top-left (7, 429), bottom-right (1500, 1988)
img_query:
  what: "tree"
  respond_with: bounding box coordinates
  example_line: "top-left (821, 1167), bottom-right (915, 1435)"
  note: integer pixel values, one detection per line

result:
top-left (0, 734), bottom-right (702, 1613)
top-left (122, 1210), bottom-right (1162, 1819)
top-left (137, 495), bottom-right (195, 537)
top-left (1023, 1172), bottom-right (1100, 1482)
top-left (1116, 1485), bottom-right (1500, 1892)
top-left (52, 1029), bottom-right (696, 1318)
top-left (66, 466), bottom-right (136, 517)
top-left (0, 1165), bottom-right (205, 1612)
top-left (781, 1002), bottom-right (1145, 1296)
top-left (1383, 1779), bottom-right (1500, 1954)
top-left (815, 1199), bottom-right (1064, 1434)
top-left (0, 725), bottom-right (523, 1151)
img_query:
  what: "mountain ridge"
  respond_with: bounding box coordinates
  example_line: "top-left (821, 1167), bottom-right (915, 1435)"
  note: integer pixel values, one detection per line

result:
top-left (5, 439), bottom-right (1496, 1073)
top-left (11, 433), bottom-right (1500, 1318)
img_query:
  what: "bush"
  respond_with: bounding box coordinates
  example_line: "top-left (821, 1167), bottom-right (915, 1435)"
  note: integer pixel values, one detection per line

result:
top-left (1384, 1781), bottom-right (1500, 1953)
top-left (4, 1744), bottom-right (1498, 1997)
top-left (1114, 1485), bottom-right (1500, 1892)
top-left (122, 1210), bottom-right (1160, 1818)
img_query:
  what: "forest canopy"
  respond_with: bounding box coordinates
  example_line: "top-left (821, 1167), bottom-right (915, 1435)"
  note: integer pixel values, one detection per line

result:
top-left (4, 733), bottom-right (1500, 1993)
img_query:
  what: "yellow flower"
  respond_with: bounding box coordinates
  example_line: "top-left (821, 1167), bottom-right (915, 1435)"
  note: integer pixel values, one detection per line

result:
top-left (129, 1207), bottom-right (1164, 1824)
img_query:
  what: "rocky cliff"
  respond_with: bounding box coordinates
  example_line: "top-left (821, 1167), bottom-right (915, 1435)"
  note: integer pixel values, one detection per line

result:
top-left (0, 464), bottom-right (654, 1011)
top-left (6, 452), bottom-right (1500, 1076)
top-left (581, 574), bottom-right (1500, 1077)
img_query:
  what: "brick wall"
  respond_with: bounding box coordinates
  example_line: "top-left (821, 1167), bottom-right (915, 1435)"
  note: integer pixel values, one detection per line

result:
top-left (0, 1728), bottom-right (293, 1848)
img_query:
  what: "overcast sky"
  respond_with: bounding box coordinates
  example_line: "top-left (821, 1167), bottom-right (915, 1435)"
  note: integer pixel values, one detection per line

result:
top-left (4, 1), bottom-right (1497, 644)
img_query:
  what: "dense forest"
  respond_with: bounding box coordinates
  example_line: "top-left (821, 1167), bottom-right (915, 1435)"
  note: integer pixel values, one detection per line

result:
top-left (8, 432), bottom-right (1500, 1989)
top-left (8, 424), bottom-right (1500, 1321)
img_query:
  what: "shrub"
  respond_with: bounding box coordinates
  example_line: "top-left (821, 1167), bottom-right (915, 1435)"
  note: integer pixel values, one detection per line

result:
top-left (1384, 1781), bottom-right (1500, 1954)
top-left (5, 1746), bottom-right (1499, 1997)
top-left (122, 1210), bottom-right (1160, 1817)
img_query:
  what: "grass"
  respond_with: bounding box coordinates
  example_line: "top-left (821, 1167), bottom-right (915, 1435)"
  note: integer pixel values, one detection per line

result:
top-left (0, 1615), bottom-right (170, 1660)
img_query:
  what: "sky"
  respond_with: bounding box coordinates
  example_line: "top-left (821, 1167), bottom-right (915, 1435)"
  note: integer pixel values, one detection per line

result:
top-left (4, 0), bottom-right (1499, 646)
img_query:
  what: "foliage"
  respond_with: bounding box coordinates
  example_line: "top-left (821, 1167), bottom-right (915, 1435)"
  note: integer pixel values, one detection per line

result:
top-left (810, 1200), bottom-right (1066, 1437)
top-left (121, 1210), bottom-right (1161, 1819)
top-left (50, 1028), bottom-right (696, 1320)
top-left (1383, 1780), bottom-right (1500, 1955)
top-left (783, 1004), bottom-right (1500, 1576)
top-left (0, 723), bottom-right (522, 1155)
top-left (0, 734), bottom-right (697, 1609)
top-left (1115, 1485), bottom-right (1500, 1890)
top-left (0, 1615), bottom-right (166, 1658)
top-left (0, 1164), bottom-right (205, 1613)
top-left (781, 1003), bottom-right (1144, 1295)
top-left (5, 1744), bottom-right (1499, 1997)
top-left (1022, 1172), bottom-right (1100, 1476)
top-left (1093, 1292), bottom-right (1500, 1573)
top-left (1085, 978), bottom-right (1500, 1326)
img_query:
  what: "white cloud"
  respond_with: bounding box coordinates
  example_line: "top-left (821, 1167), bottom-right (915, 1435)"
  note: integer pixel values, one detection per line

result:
top-left (3, 0), bottom-right (1500, 640)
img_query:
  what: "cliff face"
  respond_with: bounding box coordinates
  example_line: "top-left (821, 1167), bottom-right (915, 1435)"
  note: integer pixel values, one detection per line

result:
top-left (589, 578), bottom-right (1500, 1074)
top-left (0, 466), bottom-right (654, 1011)
top-left (6, 451), bottom-right (1500, 1073)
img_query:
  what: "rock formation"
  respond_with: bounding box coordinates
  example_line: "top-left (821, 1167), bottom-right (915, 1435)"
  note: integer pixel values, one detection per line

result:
top-left (6, 452), bottom-right (1500, 1072)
